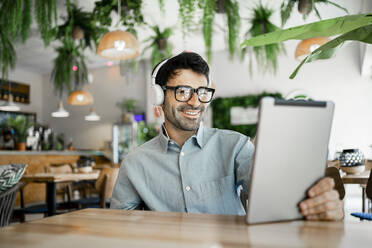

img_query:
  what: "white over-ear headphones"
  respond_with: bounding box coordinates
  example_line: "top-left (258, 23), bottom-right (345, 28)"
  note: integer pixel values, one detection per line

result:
top-left (150, 53), bottom-right (212, 106)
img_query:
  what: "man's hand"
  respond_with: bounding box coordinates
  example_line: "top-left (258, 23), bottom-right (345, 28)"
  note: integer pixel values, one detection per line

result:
top-left (299, 177), bottom-right (344, 221)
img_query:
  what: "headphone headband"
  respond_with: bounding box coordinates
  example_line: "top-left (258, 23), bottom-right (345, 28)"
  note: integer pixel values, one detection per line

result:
top-left (151, 54), bottom-right (211, 87)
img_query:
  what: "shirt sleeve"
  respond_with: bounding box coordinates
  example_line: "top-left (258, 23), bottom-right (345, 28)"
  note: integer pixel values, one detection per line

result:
top-left (110, 160), bottom-right (143, 210)
top-left (234, 136), bottom-right (255, 204)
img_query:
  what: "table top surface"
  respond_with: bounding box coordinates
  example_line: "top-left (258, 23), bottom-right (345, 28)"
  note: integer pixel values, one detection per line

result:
top-left (1, 209), bottom-right (371, 248)
top-left (21, 171), bottom-right (100, 183)
top-left (342, 171), bottom-right (370, 185)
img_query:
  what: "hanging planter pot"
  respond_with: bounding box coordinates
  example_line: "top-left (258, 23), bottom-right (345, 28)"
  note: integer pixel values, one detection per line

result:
top-left (72, 26), bottom-right (85, 40)
top-left (298, 0), bottom-right (312, 15)
top-left (216, 0), bottom-right (226, 14)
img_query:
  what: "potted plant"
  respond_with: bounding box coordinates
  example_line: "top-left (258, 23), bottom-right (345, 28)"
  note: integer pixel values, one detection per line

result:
top-left (116, 98), bottom-right (137, 124)
top-left (144, 25), bottom-right (174, 68)
top-left (280, 0), bottom-right (348, 27)
top-left (54, 1), bottom-right (107, 50)
top-left (93, 0), bottom-right (145, 35)
top-left (241, 3), bottom-right (285, 74)
top-left (3, 116), bottom-right (33, 151)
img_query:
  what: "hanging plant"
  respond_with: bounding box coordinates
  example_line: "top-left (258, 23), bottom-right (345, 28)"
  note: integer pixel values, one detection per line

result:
top-left (50, 38), bottom-right (88, 97)
top-left (200, 0), bottom-right (216, 63)
top-left (144, 26), bottom-right (174, 69)
top-left (243, 3), bottom-right (285, 74)
top-left (224, 0), bottom-right (241, 59)
top-left (241, 14), bottom-right (372, 78)
top-left (34, 0), bottom-right (58, 46)
top-left (0, 0), bottom-right (32, 80)
top-left (93, 0), bottom-right (145, 35)
top-left (280, 0), bottom-right (348, 26)
top-left (54, 1), bottom-right (108, 50)
top-left (0, 0), bottom-right (32, 42)
top-left (0, 30), bottom-right (16, 81)
top-left (178, 0), bottom-right (198, 38)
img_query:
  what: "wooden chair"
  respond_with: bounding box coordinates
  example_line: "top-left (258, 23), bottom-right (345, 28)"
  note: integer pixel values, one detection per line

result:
top-left (325, 166), bottom-right (345, 200)
top-left (366, 171), bottom-right (372, 212)
top-left (44, 164), bottom-right (74, 202)
top-left (74, 167), bottom-right (119, 209)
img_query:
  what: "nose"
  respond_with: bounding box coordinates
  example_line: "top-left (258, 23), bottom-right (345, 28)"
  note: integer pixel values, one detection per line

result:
top-left (187, 90), bottom-right (200, 107)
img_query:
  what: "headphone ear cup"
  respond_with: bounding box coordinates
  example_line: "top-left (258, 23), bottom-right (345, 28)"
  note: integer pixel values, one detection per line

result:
top-left (151, 84), bottom-right (164, 106)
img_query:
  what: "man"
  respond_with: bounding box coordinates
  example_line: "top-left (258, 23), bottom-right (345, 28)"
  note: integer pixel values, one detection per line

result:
top-left (111, 52), bottom-right (343, 220)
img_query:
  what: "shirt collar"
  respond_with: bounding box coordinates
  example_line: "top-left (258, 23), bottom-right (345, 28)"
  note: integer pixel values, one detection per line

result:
top-left (158, 123), bottom-right (204, 152)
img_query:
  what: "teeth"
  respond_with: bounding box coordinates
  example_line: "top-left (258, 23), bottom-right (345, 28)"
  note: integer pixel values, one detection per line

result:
top-left (185, 111), bottom-right (199, 115)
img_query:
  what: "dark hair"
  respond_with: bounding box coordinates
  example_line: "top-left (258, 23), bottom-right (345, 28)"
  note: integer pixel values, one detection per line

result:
top-left (152, 52), bottom-right (209, 87)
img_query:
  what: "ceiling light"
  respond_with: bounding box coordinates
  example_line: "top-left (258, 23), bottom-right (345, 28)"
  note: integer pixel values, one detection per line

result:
top-left (97, 30), bottom-right (140, 60)
top-left (68, 90), bottom-right (93, 106)
top-left (295, 37), bottom-right (331, 61)
top-left (85, 107), bottom-right (101, 121)
top-left (51, 101), bottom-right (69, 118)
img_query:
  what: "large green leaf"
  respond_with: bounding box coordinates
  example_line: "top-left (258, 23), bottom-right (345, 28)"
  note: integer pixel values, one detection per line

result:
top-left (241, 14), bottom-right (372, 47)
top-left (290, 24), bottom-right (372, 78)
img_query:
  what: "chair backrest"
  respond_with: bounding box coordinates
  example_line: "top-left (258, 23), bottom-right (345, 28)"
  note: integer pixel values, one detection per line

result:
top-left (0, 184), bottom-right (19, 227)
top-left (325, 166), bottom-right (345, 200)
top-left (45, 164), bottom-right (73, 173)
top-left (95, 168), bottom-right (119, 202)
top-left (366, 171), bottom-right (372, 201)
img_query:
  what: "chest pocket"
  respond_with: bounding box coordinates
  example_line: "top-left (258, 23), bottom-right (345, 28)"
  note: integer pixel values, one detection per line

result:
top-left (190, 175), bottom-right (242, 214)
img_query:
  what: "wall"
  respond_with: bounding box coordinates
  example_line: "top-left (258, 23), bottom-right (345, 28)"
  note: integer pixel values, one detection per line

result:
top-left (6, 68), bottom-right (44, 121)
top-left (41, 62), bottom-right (147, 150)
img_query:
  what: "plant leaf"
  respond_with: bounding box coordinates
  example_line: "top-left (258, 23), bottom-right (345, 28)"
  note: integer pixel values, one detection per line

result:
top-left (290, 24), bottom-right (372, 78)
top-left (241, 14), bottom-right (372, 47)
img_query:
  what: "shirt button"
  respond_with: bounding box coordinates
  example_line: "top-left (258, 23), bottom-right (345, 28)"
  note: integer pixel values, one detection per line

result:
top-left (180, 152), bottom-right (185, 156)
top-left (185, 186), bottom-right (191, 191)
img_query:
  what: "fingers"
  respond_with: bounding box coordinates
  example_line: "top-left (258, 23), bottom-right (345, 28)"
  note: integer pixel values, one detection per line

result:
top-left (300, 190), bottom-right (340, 211)
top-left (307, 177), bottom-right (335, 198)
top-left (305, 207), bottom-right (344, 221)
top-left (300, 196), bottom-right (343, 216)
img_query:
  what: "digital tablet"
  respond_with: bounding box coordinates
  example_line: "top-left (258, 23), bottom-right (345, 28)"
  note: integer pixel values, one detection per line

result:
top-left (246, 97), bottom-right (334, 224)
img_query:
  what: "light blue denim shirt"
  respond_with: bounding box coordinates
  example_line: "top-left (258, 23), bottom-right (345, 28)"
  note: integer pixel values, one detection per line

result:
top-left (111, 124), bottom-right (255, 215)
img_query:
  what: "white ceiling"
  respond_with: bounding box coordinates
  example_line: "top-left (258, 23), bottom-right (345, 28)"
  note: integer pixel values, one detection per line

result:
top-left (13, 0), bottom-right (367, 75)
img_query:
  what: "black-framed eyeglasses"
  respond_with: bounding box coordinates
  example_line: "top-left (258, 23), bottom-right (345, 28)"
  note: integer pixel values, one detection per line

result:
top-left (162, 85), bottom-right (215, 103)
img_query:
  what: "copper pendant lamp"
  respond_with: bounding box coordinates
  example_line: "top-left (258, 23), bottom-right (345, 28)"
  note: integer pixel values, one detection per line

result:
top-left (295, 37), bottom-right (331, 61)
top-left (68, 90), bottom-right (94, 106)
top-left (97, 0), bottom-right (140, 60)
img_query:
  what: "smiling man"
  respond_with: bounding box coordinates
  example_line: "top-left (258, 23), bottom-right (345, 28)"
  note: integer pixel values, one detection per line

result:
top-left (111, 52), bottom-right (343, 220)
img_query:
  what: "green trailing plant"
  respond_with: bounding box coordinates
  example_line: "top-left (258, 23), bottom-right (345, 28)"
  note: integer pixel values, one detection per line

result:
top-left (0, 0), bottom-right (32, 80)
top-left (280, 0), bottom-right (349, 26)
top-left (178, 0), bottom-right (198, 38)
top-left (93, 0), bottom-right (145, 35)
top-left (211, 92), bottom-right (283, 137)
top-left (241, 14), bottom-right (372, 78)
top-left (200, 0), bottom-right (216, 63)
top-left (50, 38), bottom-right (88, 97)
top-left (224, 0), bottom-right (241, 59)
top-left (144, 25), bottom-right (174, 68)
top-left (34, 0), bottom-right (58, 46)
top-left (158, 0), bottom-right (165, 14)
top-left (0, 30), bottom-right (16, 81)
top-left (3, 116), bottom-right (33, 143)
top-left (55, 1), bottom-right (108, 50)
top-left (243, 4), bottom-right (285, 74)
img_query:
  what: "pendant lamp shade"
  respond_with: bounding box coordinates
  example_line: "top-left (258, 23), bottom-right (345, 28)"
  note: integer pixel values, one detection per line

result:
top-left (68, 90), bottom-right (94, 106)
top-left (85, 107), bottom-right (101, 121)
top-left (51, 101), bottom-right (69, 118)
top-left (97, 30), bottom-right (140, 60)
top-left (0, 95), bottom-right (20, 112)
top-left (295, 37), bottom-right (331, 61)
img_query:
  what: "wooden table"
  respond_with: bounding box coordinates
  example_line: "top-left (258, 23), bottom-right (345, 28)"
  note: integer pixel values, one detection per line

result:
top-left (21, 172), bottom-right (100, 216)
top-left (342, 171), bottom-right (371, 212)
top-left (1, 209), bottom-right (371, 247)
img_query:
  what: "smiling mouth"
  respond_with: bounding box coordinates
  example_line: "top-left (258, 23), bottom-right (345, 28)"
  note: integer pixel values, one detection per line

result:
top-left (180, 110), bottom-right (201, 119)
